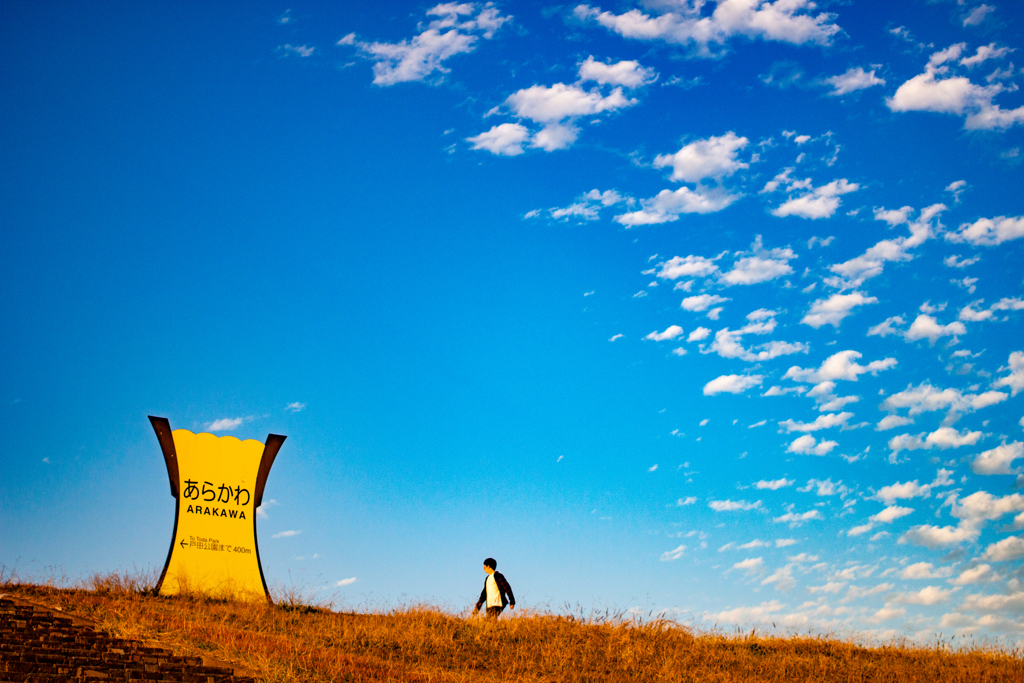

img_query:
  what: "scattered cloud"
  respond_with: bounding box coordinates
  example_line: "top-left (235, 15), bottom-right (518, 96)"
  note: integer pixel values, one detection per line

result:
top-left (574, 0), bottom-right (841, 57)
top-left (972, 441), bottom-right (1024, 475)
top-left (823, 67), bottom-right (885, 96)
top-left (645, 325), bottom-right (685, 341)
top-left (703, 374), bottom-right (764, 395)
top-left (710, 499), bottom-right (763, 511)
top-left (887, 44), bottom-right (1024, 130)
top-left (826, 205), bottom-right (946, 289)
top-left (207, 417), bottom-right (246, 432)
top-left (345, 3), bottom-right (511, 86)
top-left (787, 435), bottom-right (838, 456)
top-left (784, 350), bottom-right (897, 383)
top-left (771, 179), bottom-right (859, 220)
top-left (661, 544), bottom-right (687, 561)
top-left (801, 292), bottom-right (878, 328)
top-left (756, 478), bottom-right (793, 490)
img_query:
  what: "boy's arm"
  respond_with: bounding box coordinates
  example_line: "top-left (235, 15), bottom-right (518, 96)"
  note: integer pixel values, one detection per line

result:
top-left (496, 573), bottom-right (515, 607)
top-left (475, 583), bottom-right (486, 611)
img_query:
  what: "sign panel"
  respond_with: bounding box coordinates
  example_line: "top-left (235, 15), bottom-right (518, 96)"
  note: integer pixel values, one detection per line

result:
top-left (149, 416), bottom-right (285, 602)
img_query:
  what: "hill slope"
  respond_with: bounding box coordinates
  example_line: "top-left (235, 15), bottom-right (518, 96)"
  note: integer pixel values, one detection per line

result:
top-left (2, 577), bottom-right (1021, 682)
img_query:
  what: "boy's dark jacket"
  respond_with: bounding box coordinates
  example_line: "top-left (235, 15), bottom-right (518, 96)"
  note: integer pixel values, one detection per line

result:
top-left (476, 571), bottom-right (515, 610)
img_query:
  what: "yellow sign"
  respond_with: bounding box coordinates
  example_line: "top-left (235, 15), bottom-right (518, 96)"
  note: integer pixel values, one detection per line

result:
top-left (149, 416), bottom-right (285, 601)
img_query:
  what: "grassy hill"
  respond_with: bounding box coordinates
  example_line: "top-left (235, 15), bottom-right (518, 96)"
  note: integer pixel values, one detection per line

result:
top-left (2, 572), bottom-right (1021, 682)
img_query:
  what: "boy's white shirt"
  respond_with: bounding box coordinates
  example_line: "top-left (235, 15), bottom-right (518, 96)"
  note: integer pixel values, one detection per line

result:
top-left (485, 573), bottom-right (502, 607)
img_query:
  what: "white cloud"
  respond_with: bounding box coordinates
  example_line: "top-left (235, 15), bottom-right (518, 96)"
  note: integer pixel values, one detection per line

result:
top-left (207, 417), bottom-right (245, 432)
top-left (888, 427), bottom-right (984, 457)
top-left (761, 564), bottom-right (798, 591)
top-left (951, 564), bottom-right (997, 585)
top-left (608, 333), bottom-right (623, 342)
top-left (677, 496), bottom-right (697, 506)
top-left (881, 381), bottom-right (1007, 420)
top-left (962, 4), bottom-right (995, 27)
top-left (615, 186), bottom-right (740, 224)
top-left (531, 123), bottom-right (579, 151)
top-left (779, 412), bottom-right (853, 433)
top-left (972, 441), bottom-right (1024, 475)
top-left (272, 530), bottom-right (301, 538)
top-left (958, 301), bottom-right (993, 322)
top-left (683, 294), bottom-right (731, 312)
top-left (844, 583), bottom-right (893, 602)
top-left (578, 55), bottom-right (657, 88)
top-left (773, 509), bottom-right (823, 526)
top-left (994, 351), bottom-right (1024, 396)
top-left (708, 600), bottom-right (785, 624)
top-left (709, 499), bottom-right (763, 511)
top-left (869, 312), bottom-right (968, 343)
top-left (960, 43), bottom-right (1010, 68)
top-left (756, 478), bottom-right (793, 490)
top-left (786, 435), bottom-right (837, 455)
top-left (547, 188), bottom-right (631, 221)
top-left (733, 557), bottom-right (765, 573)
top-left (653, 132), bottom-right (749, 183)
top-left (827, 204), bottom-right (946, 289)
top-left (506, 82), bottom-right (636, 124)
top-left (660, 544), bottom-right (687, 561)
top-left (823, 67), bottom-right (885, 96)
top-left (352, 3), bottom-right (511, 86)
top-left (336, 577), bottom-right (357, 586)
top-left (901, 489), bottom-right (1024, 549)
top-left (645, 325), bottom-right (685, 341)
top-left (703, 374), bottom-right (763, 395)
top-left (277, 44), bottom-right (315, 58)
top-left (784, 350), bottom-right (897, 384)
top-left (574, 0), bottom-right (841, 56)
top-left (981, 535), bottom-right (1024, 562)
top-left (808, 581), bottom-right (846, 594)
top-left (466, 123), bottom-right (530, 155)
top-left (706, 321), bottom-right (808, 363)
top-left (874, 475), bottom-right (945, 505)
top-left (876, 414), bottom-right (914, 431)
top-left (285, 402), bottom-right (306, 413)
top-left (874, 506), bottom-right (915, 524)
top-left (900, 524), bottom-right (978, 549)
top-left (655, 255), bottom-right (721, 280)
top-left (960, 591), bottom-right (1024, 614)
top-left (771, 179), bottom-right (859, 219)
top-left (761, 385), bottom-right (806, 397)
top-left (849, 505), bottom-right (915, 536)
top-left (719, 247), bottom-right (796, 286)
top-left (887, 45), bottom-right (1024, 130)
top-left (798, 478), bottom-right (848, 497)
top-left (902, 314), bottom-right (967, 344)
top-left (892, 586), bottom-right (956, 605)
top-left (801, 292), bottom-right (878, 328)
top-left (944, 254), bottom-right (980, 269)
top-left (688, 327), bottom-right (711, 342)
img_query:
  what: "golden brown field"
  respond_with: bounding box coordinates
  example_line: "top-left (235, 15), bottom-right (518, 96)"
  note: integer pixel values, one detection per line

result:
top-left (2, 571), bottom-right (1022, 682)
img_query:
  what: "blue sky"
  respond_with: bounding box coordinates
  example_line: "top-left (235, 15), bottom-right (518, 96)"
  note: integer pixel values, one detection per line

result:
top-left (2, 0), bottom-right (1024, 642)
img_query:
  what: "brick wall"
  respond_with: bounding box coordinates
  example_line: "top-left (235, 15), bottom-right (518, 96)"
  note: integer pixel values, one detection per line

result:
top-left (0, 597), bottom-right (255, 682)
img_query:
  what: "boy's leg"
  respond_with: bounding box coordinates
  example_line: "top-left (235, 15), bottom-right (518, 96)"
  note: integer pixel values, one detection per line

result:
top-left (486, 606), bottom-right (504, 618)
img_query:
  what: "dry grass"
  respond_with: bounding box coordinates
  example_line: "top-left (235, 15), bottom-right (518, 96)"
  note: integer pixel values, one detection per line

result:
top-left (1, 568), bottom-right (1021, 682)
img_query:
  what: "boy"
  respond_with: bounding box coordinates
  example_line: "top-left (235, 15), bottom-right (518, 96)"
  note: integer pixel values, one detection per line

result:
top-left (474, 557), bottom-right (515, 618)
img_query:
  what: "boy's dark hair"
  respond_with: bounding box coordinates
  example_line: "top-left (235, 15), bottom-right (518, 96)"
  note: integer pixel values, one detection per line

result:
top-left (484, 558), bottom-right (497, 569)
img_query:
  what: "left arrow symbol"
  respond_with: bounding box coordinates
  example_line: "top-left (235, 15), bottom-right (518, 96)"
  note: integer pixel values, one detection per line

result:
top-left (179, 539), bottom-right (188, 549)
